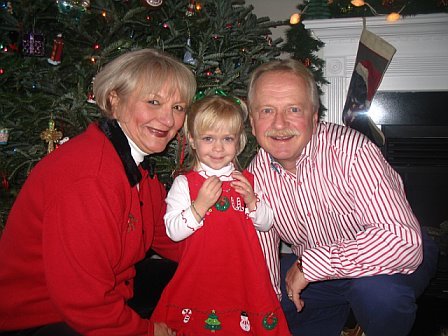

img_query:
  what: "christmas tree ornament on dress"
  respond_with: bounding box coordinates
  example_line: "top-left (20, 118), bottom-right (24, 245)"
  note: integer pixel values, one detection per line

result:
top-left (22, 31), bottom-right (45, 56)
top-left (48, 34), bottom-right (64, 65)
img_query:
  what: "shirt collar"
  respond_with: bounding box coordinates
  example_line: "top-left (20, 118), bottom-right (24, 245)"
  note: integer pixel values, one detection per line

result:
top-left (198, 162), bottom-right (235, 181)
top-left (117, 121), bottom-right (148, 167)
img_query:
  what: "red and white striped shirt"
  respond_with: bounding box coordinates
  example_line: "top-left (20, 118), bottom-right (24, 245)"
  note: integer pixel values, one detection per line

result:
top-left (248, 122), bottom-right (423, 298)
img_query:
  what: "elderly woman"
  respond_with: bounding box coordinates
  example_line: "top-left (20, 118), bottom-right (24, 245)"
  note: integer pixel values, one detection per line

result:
top-left (0, 49), bottom-right (196, 336)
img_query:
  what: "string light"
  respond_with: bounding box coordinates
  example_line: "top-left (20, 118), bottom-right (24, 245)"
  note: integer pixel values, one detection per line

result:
top-left (289, 5), bottom-right (309, 25)
top-left (350, 0), bottom-right (406, 21)
top-left (290, 13), bottom-right (301, 24)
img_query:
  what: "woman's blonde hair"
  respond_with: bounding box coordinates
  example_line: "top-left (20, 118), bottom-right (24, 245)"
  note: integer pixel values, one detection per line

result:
top-left (184, 95), bottom-right (248, 171)
top-left (93, 48), bottom-right (197, 118)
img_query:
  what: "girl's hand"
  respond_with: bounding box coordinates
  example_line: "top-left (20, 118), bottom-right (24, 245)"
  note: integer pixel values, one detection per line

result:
top-left (154, 322), bottom-right (177, 336)
top-left (231, 171), bottom-right (257, 211)
top-left (194, 176), bottom-right (222, 217)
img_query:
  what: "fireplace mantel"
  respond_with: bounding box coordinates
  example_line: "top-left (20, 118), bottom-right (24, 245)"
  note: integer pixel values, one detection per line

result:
top-left (303, 13), bottom-right (448, 124)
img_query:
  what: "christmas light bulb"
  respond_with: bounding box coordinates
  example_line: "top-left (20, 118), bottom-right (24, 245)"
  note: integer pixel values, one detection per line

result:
top-left (290, 13), bottom-right (301, 25)
top-left (386, 12), bottom-right (401, 21)
top-left (351, 0), bottom-right (365, 6)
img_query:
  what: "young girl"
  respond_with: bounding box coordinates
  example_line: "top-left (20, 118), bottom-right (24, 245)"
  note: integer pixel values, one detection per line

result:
top-left (150, 95), bottom-right (291, 335)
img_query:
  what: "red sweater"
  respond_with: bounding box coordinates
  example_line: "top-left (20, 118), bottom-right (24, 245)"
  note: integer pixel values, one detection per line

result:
top-left (0, 123), bottom-right (179, 335)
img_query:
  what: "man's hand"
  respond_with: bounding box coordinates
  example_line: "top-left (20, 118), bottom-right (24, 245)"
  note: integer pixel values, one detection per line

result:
top-left (154, 322), bottom-right (176, 336)
top-left (285, 260), bottom-right (309, 312)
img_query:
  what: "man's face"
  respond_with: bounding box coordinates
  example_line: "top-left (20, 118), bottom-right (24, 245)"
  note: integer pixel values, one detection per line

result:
top-left (249, 71), bottom-right (318, 173)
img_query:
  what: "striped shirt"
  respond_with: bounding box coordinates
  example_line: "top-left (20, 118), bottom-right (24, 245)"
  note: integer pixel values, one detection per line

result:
top-left (248, 122), bottom-right (423, 298)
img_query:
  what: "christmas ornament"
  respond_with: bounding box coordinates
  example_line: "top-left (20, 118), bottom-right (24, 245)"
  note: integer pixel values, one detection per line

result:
top-left (240, 311), bottom-right (251, 332)
top-left (140, 0), bottom-right (163, 7)
top-left (262, 312), bottom-right (278, 330)
top-left (185, 0), bottom-right (195, 16)
top-left (40, 118), bottom-right (63, 153)
top-left (0, 128), bottom-right (9, 145)
top-left (86, 77), bottom-right (96, 104)
top-left (204, 310), bottom-right (222, 332)
top-left (57, 0), bottom-right (89, 15)
top-left (0, 1), bottom-right (13, 14)
top-left (22, 31), bottom-right (45, 57)
top-left (183, 37), bottom-right (196, 66)
top-left (1, 172), bottom-right (9, 191)
top-left (48, 34), bottom-right (64, 65)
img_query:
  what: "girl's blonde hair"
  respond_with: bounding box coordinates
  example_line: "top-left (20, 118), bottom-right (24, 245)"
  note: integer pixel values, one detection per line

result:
top-left (93, 48), bottom-right (197, 118)
top-left (184, 95), bottom-right (248, 171)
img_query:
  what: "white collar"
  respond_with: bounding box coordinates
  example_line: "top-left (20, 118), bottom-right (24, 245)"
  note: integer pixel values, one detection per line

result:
top-left (117, 121), bottom-right (148, 166)
top-left (198, 162), bottom-right (235, 181)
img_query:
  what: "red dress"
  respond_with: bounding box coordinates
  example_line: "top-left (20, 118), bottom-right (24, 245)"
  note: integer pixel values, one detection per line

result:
top-left (151, 170), bottom-right (291, 335)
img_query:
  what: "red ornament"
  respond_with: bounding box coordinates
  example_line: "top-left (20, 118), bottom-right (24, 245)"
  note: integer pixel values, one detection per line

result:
top-left (185, 0), bottom-right (195, 16)
top-left (0, 68), bottom-right (4, 75)
top-left (1, 173), bottom-right (9, 191)
top-left (48, 34), bottom-right (64, 65)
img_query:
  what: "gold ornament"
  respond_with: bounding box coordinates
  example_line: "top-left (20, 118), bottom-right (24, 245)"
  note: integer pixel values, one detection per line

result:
top-left (40, 118), bottom-right (62, 154)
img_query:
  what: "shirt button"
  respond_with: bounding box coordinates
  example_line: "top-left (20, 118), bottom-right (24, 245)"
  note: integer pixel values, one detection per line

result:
top-left (307, 212), bottom-right (312, 217)
top-left (125, 280), bottom-right (130, 286)
top-left (140, 201), bottom-right (144, 206)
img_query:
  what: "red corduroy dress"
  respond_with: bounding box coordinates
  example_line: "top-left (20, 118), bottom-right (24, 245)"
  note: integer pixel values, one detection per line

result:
top-left (151, 170), bottom-right (291, 335)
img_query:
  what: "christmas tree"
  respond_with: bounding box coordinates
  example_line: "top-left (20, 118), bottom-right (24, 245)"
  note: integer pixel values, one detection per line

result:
top-left (0, 0), bottom-right (292, 228)
top-left (204, 310), bottom-right (222, 332)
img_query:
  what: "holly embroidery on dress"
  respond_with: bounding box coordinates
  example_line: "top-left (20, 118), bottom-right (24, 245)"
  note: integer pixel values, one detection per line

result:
top-left (214, 196), bottom-right (230, 211)
top-left (262, 312), bottom-right (278, 330)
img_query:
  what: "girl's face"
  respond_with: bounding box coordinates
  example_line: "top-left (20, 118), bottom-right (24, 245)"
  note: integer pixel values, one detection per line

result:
top-left (111, 82), bottom-right (187, 155)
top-left (190, 126), bottom-right (238, 170)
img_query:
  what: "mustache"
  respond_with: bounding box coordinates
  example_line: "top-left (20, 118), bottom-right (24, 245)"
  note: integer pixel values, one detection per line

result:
top-left (264, 129), bottom-right (300, 137)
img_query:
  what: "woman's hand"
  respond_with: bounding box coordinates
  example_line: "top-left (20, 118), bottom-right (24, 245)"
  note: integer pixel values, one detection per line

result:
top-left (154, 322), bottom-right (176, 336)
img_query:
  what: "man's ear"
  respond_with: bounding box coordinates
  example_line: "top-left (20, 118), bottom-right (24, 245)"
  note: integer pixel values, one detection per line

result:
top-left (249, 115), bottom-right (256, 136)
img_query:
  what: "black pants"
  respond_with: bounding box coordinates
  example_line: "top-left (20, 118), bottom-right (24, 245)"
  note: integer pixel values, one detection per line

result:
top-left (0, 323), bottom-right (80, 336)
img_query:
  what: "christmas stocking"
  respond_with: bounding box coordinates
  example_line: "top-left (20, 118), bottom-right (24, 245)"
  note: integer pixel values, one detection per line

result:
top-left (342, 26), bottom-right (396, 146)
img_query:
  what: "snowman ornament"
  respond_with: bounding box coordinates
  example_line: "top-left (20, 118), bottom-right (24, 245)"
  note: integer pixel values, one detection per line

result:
top-left (240, 311), bottom-right (251, 332)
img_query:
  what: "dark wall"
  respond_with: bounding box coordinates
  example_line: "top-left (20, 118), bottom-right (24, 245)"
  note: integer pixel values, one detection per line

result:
top-left (372, 92), bottom-right (448, 229)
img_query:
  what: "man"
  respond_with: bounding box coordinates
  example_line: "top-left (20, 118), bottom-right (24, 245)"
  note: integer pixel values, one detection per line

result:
top-left (247, 59), bottom-right (438, 336)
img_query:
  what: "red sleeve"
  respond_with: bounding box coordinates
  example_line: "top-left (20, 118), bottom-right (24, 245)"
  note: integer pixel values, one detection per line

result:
top-left (43, 178), bottom-right (151, 335)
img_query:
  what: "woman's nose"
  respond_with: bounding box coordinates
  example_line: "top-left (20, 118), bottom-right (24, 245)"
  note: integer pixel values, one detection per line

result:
top-left (158, 107), bottom-right (175, 128)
